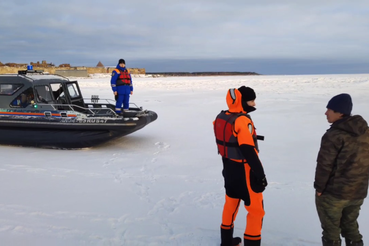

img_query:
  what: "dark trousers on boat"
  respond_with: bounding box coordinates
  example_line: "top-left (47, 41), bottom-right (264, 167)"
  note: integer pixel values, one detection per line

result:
top-left (115, 93), bottom-right (130, 113)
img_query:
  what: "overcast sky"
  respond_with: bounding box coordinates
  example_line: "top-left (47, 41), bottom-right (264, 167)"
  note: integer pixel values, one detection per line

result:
top-left (1, 0), bottom-right (369, 74)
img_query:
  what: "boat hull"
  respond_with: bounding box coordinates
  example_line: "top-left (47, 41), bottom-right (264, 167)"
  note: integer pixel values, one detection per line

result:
top-left (0, 111), bottom-right (157, 149)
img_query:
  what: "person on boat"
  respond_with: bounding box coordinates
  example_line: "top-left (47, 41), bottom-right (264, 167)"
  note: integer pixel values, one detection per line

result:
top-left (110, 59), bottom-right (133, 114)
top-left (11, 93), bottom-right (29, 107)
top-left (213, 86), bottom-right (267, 246)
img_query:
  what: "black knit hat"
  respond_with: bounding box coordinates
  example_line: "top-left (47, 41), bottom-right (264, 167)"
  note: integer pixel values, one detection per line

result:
top-left (118, 59), bottom-right (125, 64)
top-left (238, 86), bottom-right (256, 101)
top-left (326, 93), bottom-right (352, 115)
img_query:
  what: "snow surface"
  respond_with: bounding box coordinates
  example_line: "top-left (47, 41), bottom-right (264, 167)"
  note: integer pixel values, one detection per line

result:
top-left (1, 73), bottom-right (369, 246)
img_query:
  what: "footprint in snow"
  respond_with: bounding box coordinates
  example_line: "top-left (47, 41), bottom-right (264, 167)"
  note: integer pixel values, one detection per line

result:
top-left (153, 142), bottom-right (170, 155)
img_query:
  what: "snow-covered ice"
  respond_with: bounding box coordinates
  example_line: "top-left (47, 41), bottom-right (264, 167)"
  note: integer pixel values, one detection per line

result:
top-left (1, 73), bottom-right (369, 246)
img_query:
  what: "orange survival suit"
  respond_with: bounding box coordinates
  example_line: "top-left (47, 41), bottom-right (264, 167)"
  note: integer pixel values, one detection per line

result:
top-left (213, 87), bottom-right (267, 246)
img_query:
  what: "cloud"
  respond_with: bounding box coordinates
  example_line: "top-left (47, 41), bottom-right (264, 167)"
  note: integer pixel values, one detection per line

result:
top-left (1, 0), bottom-right (369, 74)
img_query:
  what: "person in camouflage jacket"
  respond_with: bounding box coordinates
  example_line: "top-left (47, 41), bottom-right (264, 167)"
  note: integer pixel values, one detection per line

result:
top-left (314, 93), bottom-right (369, 246)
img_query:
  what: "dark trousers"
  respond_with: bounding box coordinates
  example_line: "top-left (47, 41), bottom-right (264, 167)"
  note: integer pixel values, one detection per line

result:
top-left (315, 193), bottom-right (364, 242)
top-left (115, 93), bottom-right (130, 112)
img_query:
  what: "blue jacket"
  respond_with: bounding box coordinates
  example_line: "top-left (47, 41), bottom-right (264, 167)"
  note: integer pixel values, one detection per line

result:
top-left (110, 65), bottom-right (133, 94)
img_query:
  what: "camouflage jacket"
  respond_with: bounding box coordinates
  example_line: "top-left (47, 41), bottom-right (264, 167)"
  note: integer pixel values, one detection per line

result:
top-left (314, 115), bottom-right (369, 200)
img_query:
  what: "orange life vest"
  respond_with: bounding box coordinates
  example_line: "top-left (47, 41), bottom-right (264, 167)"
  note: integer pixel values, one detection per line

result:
top-left (114, 69), bottom-right (131, 86)
top-left (214, 111), bottom-right (259, 160)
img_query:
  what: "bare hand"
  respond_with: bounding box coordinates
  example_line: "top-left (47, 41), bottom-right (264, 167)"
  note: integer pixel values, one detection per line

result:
top-left (130, 91), bottom-right (133, 95)
top-left (114, 91), bottom-right (117, 96)
top-left (317, 192), bottom-right (322, 196)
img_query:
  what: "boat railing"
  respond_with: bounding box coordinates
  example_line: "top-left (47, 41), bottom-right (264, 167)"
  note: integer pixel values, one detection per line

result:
top-left (34, 96), bottom-right (142, 117)
top-left (73, 104), bottom-right (118, 117)
top-left (35, 102), bottom-right (118, 117)
top-left (84, 97), bottom-right (116, 105)
top-left (83, 97), bottom-right (142, 111)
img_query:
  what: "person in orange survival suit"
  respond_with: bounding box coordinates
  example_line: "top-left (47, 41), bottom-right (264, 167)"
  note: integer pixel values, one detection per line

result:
top-left (214, 86), bottom-right (267, 246)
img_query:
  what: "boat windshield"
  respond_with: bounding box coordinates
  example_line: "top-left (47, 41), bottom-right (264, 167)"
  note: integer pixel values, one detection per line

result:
top-left (50, 83), bottom-right (65, 103)
top-left (0, 84), bottom-right (23, 95)
top-left (67, 83), bottom-right (80, 99)
top-left (35, 85), bottom-right (52, 103)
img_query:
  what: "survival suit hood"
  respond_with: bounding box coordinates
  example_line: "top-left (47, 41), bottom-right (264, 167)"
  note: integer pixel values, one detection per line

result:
top-left (226, 86), bottom-right (256, 113)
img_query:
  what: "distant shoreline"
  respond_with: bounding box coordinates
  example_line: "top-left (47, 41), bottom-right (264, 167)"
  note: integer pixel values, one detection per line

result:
top-left (145, 71), bottom-right (260, 76)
